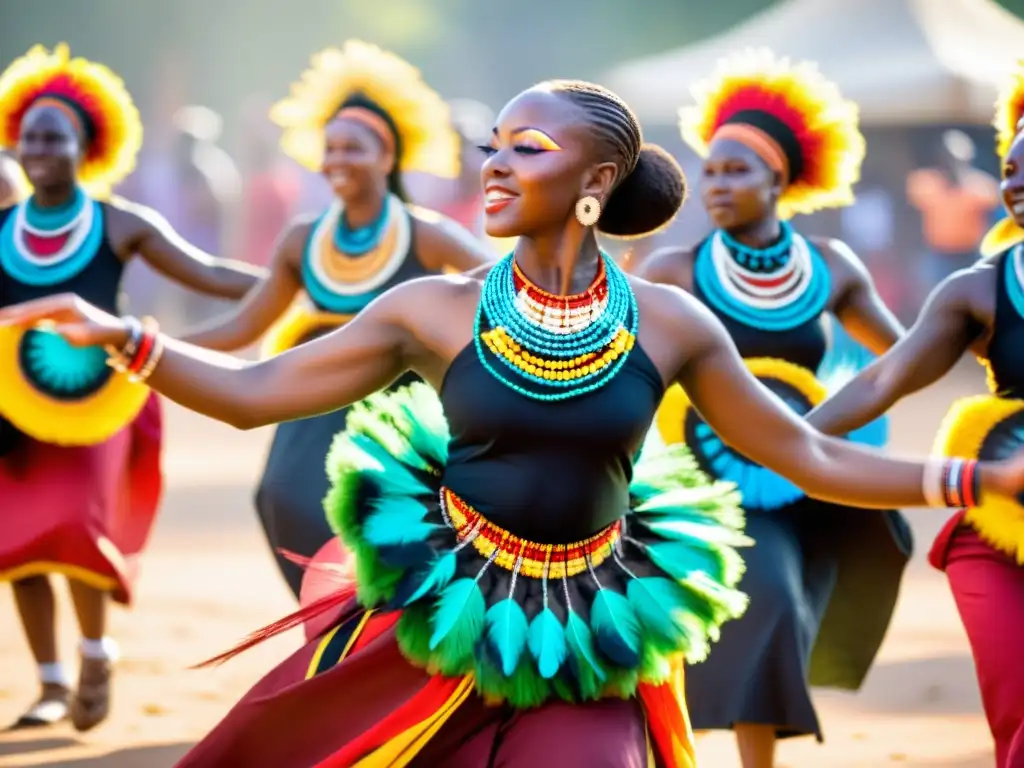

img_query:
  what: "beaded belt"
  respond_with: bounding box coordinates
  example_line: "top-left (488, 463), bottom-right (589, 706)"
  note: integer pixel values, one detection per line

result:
top-left (439, 487), bottom-right (621, 579)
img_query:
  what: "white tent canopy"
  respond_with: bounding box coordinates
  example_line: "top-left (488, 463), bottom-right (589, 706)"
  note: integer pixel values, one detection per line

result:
top-left (605, 0), bottom-right (1024, 126)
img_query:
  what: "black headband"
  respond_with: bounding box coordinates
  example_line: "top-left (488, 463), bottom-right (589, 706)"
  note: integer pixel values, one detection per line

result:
top-left (722, 109), bottom-right (804, 182)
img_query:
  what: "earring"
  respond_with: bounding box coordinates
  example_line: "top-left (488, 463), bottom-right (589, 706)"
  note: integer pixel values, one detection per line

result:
top-left (575, 196), bottom-right (601, 227)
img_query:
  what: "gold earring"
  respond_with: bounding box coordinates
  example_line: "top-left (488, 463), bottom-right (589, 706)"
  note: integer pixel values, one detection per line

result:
top-left (575, 196), bottom-right (601, 227)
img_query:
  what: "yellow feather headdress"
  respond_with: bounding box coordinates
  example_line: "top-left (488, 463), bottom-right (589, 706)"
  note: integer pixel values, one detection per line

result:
top-left (0, 43), bottom-right (142, 194)
top-left (270, 40), bottom-right (459, 178)
top-left (679, 48), bottom-right (864, 219)
top-left (981, 60), bottom-right (1024, 258)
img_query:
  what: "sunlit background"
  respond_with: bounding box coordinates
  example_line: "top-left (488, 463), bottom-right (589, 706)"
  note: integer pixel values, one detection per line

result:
top-left (1, 1), bottom-right (1021, 765)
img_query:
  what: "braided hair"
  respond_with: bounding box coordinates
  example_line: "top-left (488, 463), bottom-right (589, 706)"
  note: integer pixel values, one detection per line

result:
top-left (545, 80), bottom-right (686, 238)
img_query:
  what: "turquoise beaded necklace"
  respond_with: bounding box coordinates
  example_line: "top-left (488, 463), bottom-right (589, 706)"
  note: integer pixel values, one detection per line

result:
top-left (474, 252), bottom-right (639, 401)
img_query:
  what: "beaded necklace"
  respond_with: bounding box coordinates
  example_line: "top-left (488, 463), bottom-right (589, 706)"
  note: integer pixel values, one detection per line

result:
top-left (694, 225), bottom-right (830, 331)
top-left (302, 193), bottom-right (410, 314)
top-left (0, 187), bottom-right (105, 287)
top-left (476, 252), bottom-right (638, 401)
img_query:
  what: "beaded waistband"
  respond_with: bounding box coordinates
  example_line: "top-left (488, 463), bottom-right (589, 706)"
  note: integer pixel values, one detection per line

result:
top-left (439, 487), bottom-right (620, 579)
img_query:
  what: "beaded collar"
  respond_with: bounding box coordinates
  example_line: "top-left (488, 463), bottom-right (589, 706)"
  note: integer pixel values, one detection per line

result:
top-left (476, 253), bottom-right (638, 401)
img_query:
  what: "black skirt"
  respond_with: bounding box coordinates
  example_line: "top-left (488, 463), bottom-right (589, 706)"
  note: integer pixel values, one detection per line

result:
top-left (684, 499), bottom-right (912, 740)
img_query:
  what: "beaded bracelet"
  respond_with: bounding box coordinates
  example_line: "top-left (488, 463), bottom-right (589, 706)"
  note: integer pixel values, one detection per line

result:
top-left (105, 315), bottom-right (164, 383)
top-left (923, 458), bottom-right (980, 508)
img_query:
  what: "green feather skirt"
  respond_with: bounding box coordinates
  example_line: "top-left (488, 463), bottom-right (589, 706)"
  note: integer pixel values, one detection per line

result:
top-left (325, 382), bottom-right (751, 709)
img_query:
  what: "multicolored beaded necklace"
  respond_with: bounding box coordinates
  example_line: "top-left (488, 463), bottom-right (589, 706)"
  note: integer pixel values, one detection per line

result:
top-left (694, 222), bottom-right (830, 331)
top-left (476, 252), bottom-right (638, 401)
top-left (302, 193), bottom-right (410, 314)
top-left (0, 187), bottom-right (105, 287)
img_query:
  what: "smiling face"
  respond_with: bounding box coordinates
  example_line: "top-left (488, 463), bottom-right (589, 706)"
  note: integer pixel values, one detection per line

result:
top-left (321, 115), bottom-right (395, 203)
top-left (17, 103), bottom-right (82, 190)
top-left (699, 137), bottom-right (779, 231)
top-left (1001, 132), bottom-right (1024, 227)
top-left (478, 87), bottom-right (617, 239)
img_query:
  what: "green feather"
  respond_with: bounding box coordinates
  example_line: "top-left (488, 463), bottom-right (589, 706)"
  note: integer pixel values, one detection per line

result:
top-left (332, 434), bottom-right (430, 498)
top-left (636, 484), bottom-right (742, 517)
top-left (428, 578), bottom-right (486, 669)
top-left (645, 540), bottom-right (747, 588)
top-left (626, 576), bottom-right (697, 652)
top-left (640, 516), bottom-right (753, 548)
top-left (361, 498), bottom-right (438, 549)
top-left (565, 609), bottom-right (605, 699)
top-left (397, 383), bottom-right (450, 465)
top-left (590, 589), bottom-right (641, 668)
top-left (485, 598), bottom-right (530, 676)
top-left (527, 607), bottom-right (567, 679)
top-left (401, 550), bottom-right (458, 606)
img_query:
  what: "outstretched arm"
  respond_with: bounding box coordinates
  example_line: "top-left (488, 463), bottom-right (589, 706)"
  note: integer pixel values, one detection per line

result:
top-left (806, 271), bottom-right (986, 436)
top-left (0, 280), bottom-right (434, 430)
top-left (110, 198), bottom-right (267, 299)
top-left (822, 238), bottom-right (904, 355)
top-left (179, 221), bottom-right (307, 351)
top-left (674, 295), bottom-right (970, 509)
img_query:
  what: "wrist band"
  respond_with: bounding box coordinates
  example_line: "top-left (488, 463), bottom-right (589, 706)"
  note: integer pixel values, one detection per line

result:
top-left (923, 458), bottom-right (979, 509)
top-left (105, 315), bottom-right (163, 383)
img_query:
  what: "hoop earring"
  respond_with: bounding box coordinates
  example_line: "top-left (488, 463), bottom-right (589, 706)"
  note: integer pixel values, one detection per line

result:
top-left (575, 196), bottom-right (601, 227)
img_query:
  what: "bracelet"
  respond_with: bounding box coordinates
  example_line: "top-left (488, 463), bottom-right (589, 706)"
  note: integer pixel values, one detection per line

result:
top-left (106, 315), bottom-right (164, 383)
top-left (923, 458), bottom-right (980, 508)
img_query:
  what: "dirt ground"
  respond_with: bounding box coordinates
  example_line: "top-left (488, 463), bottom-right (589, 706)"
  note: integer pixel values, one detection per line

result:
top-left (0, 362), bottom-right (999, 767)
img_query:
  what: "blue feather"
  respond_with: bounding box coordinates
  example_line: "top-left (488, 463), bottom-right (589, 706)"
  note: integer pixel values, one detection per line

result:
top-left (362, 498), bottom-right (436, 544)
top-left (391, 548), bottom-right (456, 610)
top-left (565, 610), bottom-right (605, 681)
top-left (589, 589), bottom-right (641, 668)
top-left (527, 607), bottom-right (567, 679)
top-left (484, 598), bottom-right (530, 676)
top-left (428, 578), bottom-right (486, 654)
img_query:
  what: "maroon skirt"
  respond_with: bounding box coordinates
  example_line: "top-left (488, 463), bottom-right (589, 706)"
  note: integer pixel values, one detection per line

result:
top-left (931, 514), bottom-right (1024, 768)
top-left (0, 393), bottom-right (163, 604)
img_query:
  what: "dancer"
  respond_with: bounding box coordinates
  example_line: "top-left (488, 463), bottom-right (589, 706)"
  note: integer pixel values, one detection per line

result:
top-left (0, 44), bottom-right (265, 731)
top-left (181, 40), bottom-right (494, 598)
top-left (807, 64), bottom-right (1024, 768)
top-left (4, 79), bottom-right (1024, 768)
top-left (635, 49), bottom-right (911, 766)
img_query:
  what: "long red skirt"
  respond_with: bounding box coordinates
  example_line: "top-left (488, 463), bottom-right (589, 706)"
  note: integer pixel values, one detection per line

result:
top-left (930, 514), bottom-right (1024, 768)
top-left (0, 394), bottom-right (163, 604)
top-left (178, 540), bottom-right (693, 767)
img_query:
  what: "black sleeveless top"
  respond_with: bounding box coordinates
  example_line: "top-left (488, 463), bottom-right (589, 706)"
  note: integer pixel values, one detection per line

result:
top-left (0, 203), bottom-right (125, 313)
top-left (690, 237), bottom-right (829, 372)
top-left (985, 248), bottom-right (1024, 398)
top-left (439, 343), bottom-right (665, 544)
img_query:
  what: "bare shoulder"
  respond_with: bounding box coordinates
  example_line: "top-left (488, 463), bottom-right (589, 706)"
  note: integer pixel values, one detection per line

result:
top-left (408, 204), bottom-right (492, 263)
top-left (629, 275), bottom-right (721, 344)
top-left (383, 270), bottom-right (485, 315)
top-left (632, 243), bottom-right (696, 286)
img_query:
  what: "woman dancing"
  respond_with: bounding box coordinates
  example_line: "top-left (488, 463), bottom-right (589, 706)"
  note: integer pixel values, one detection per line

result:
top-left (635, 49), bottom-right (912, 766)
top-left (181, 40), bottom-right (493, 599)
top-left (0, 44), bottom-right (265, 731)
top-left (4, 79), bottom-right (1024, 768)
top-left (807, 65), bottom-right (1024, 768)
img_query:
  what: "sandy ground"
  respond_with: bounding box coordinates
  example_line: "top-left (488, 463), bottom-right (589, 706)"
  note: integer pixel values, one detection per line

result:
top-left (0, 361), bottom-right (999, 767)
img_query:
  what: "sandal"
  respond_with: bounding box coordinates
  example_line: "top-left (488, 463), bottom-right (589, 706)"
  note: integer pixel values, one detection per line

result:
top-left (69, 656), bottom-right (112, 732)
top-left (10, 683), bottom-right (70, 729)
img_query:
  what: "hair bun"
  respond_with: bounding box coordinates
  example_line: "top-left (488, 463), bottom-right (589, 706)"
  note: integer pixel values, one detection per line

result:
top-left (597, 144), bottom-right (687, 238)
